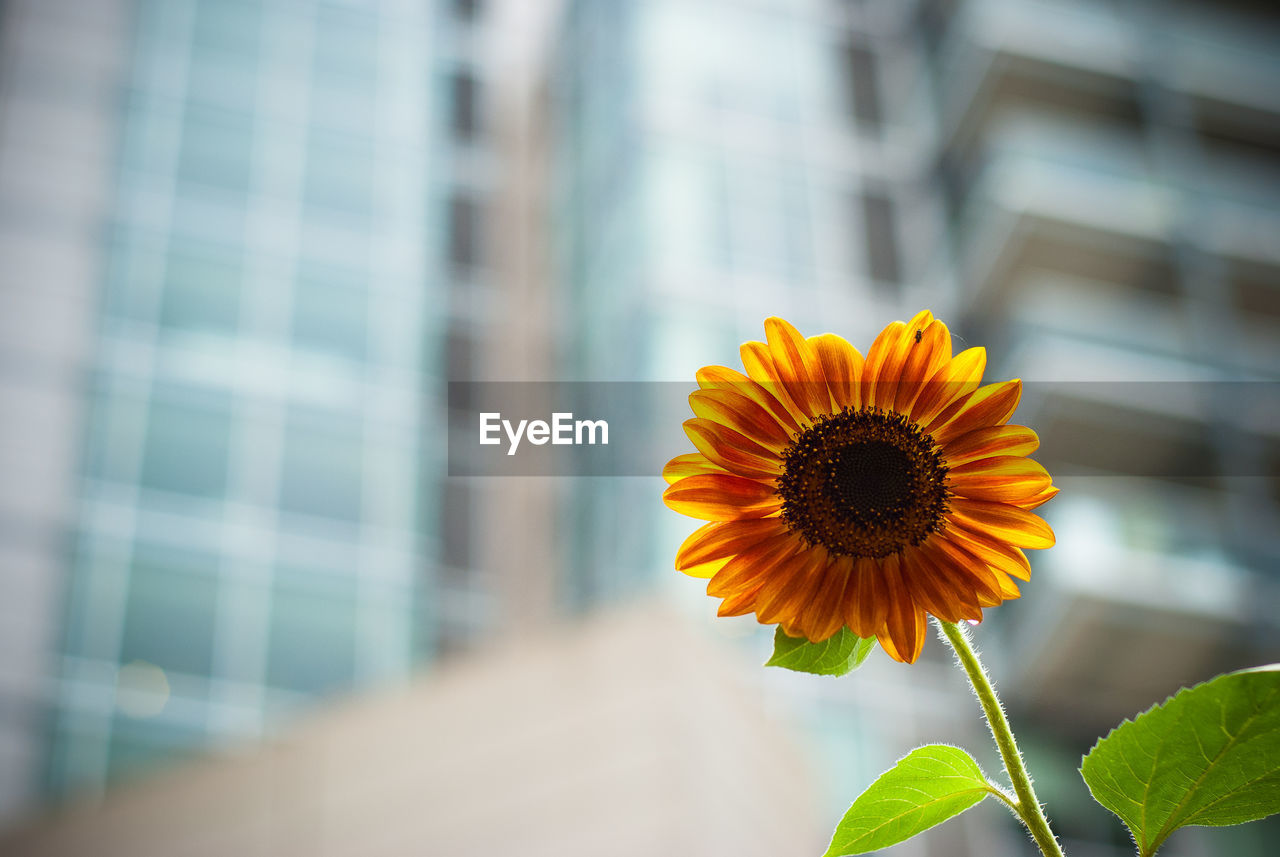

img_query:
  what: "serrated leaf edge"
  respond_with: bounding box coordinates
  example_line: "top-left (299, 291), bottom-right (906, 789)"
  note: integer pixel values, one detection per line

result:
top-left (1078, 664), bottom-right (1280, 857)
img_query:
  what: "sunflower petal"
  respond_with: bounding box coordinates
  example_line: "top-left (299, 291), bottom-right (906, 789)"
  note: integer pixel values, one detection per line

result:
top-left (940, 425), bottom-right (1040, 468)
top-left (764, 317), bottom-right (831, 418)
top-left (756, 545), bottom-right (828, 626)
top-left (909, 346), bottom-right (987, 427)
top-left (798, 554), bottom-right (854, 642)
top-left (688, 388), bottom-right (794, 453)
top-left (662, 453), bottom-right (728, 484)
top-left (663, 474), bottom-right (781, 520)
top-left (808, 333), bottom-right (863, 411)
top-left (696, 365), bottom-right (801, 436)
top-left (900, 547), bottom-right (970, 624)
top-left (740, 341), bottom-right (810, 425)
top-left (947, 455), bottom-right (1053, 503)
top-left (894, 318), bottom-right (952, 416)
top-left (707, 531), bottom-right (802, 598)
top-left (861, 320), bottom-right (911, 411)
top-left (948, 498), bottom-right (1055, 550)
top-left (675, 518), bottom-right (788, 572)
top-left (943, 522), bottom-right (1034, 582)
top-left (717, 584), bottom-right (767, 617)
top-left (1012, 486), bottom-right (1059, 511)
top-left (923, 536), bottom-right (1005, 607)
top-left (683, 418), bottom-right (783, 479)
top-left (926, 379), bottom-right (1022, 445)
top-left (877, 554), bottom-right (928, 663)
top-left (847, 556), bottom-right (889, 639)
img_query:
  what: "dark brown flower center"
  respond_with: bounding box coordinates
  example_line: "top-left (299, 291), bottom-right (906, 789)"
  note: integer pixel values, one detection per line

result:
top-left (777, 408), bottom-right (950, 558)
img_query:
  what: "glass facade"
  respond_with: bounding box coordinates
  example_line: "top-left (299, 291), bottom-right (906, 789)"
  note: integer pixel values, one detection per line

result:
top-left (38, 0), bottom-right (453, 800)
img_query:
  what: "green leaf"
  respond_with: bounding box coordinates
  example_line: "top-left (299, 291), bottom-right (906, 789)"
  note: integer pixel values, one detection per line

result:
top-left (824, 744), bottom-right (995, 856)
top-left (1080, 664), bottom-right (1280, 857)
top-left (765, 627), bottom-right (876, 677)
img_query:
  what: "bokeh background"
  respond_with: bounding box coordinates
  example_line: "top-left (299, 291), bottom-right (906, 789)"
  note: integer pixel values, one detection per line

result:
top-left (1, 0), bottom-right (1278, 855)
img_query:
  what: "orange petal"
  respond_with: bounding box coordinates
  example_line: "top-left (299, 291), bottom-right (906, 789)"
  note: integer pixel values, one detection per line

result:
top-left (926, 379), bottom-right (1022, 445)
top-left (689, 388), bottom-right (794, 453)
top-left (861, 320), bottom-right (911, 412)
top-left (847, 556), bottom-right (889, 639)
top-left (922, 536), bottom-right (1005, 607)
top-left (683, 418), bottom-right (783, 480)
top-left (755, 545), bottom-right (828, 626)
top-left (1014, 486), bottom-right (1059, 511)
top-left (909, 346), bottom-right (987, 427)
top-left (663, 474), bottom-right (781, 520)
top-left (877, 553), bottom-right (928, 664)
top-left (662, 453), bottom-right (727, 484)
top-left (675, 518), bottom-right (788, 572)
top-left (900, 547), bottom-right (970, 624)
top-left (797, 554), bottom-right (854, 642)
top-left (947, 455), bottom-right (1053, 504)
top-left (893, 318), bottom-right (952, 416)
top-left (740, 341), bottom-right (810, 426)
top-left (764, 317), bottom-right (831, 418)
top-left (808, 333), bottom-right (863, 411)
top-left (696, 365), bottom-right (801, 436)
top-left (942, 522), bottom-right (1034, 582)
top-left (948, 498), bottom-right (1056, 550)
top-left (940, 425), bottom-right (1040, 468)
top-left (717, 583), bottom-right (767, 617)
top-left (707, 531), bottom-right (802, 598)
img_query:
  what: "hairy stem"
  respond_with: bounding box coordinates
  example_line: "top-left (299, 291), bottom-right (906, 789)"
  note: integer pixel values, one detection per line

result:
top-left (937, 619), bottom-right (1065, 857)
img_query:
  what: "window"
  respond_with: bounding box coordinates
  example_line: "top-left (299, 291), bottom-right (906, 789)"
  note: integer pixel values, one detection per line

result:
top-left (448, 193), bottom-right (483, 270)
top-left (450, 71), bottom-right (481, 142)
top-left (304, 128), bottom-right (373, 217)
top-left (279, 407), bottom-right (363, 522)
top-left (187, 0), bottom-right (260, 111)
top-left (160, 239), bottom-right (242, 333)
top-left (841, 40), bottom-right (882, 133)
top-left (292, 261), bottom-right (366, 361)
top-left (266, 572), bottom-right (356, 695)
top-left (312, 4), bottom-right (378, 86)
top-left (119, 545), bottom-right (220, 677)
top-left (177, 104), bottom-right (254, 194)
top-left (140, 386), bottom-right (232, 497)
top-left (861, 191), bottom-right (901, 286)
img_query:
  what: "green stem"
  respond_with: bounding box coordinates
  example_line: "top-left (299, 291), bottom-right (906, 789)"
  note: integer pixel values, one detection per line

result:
top-left (937, 619), bottom-right (1066, 857)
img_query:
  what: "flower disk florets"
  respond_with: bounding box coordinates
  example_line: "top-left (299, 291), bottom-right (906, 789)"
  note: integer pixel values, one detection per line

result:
top-left (777, 407), bottom-right (950, 559)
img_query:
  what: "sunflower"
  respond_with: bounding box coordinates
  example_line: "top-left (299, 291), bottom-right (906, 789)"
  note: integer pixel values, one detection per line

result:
top-left (662, 313), bottom-right (1056, 664)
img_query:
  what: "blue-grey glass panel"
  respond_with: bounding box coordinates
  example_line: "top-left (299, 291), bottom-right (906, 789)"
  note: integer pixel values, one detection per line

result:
top-left (119, 544), bottom-right (220, 677)
top-left (187, 0), bottom-right (260, 110)
top-left (312, 4), bottom-right (378, 86)
top-left (304, 128), bottom-right (372, 216)
top-left (293, 262), bottom-right (366, 361)
top-left (159, 239), bottom-right (241, 333)
top-left (266, 573), bottom-right (357, 695)
top-left (177, 104), bottom-right (254, 194)
top-left (191, 0), bottom-right (261, 56)
top-left (82, 382), bottom-right (142, 485)
top-left (279, 408), bottom-right (362, 521)
top-left (139, 386), bottom-right (232, 497)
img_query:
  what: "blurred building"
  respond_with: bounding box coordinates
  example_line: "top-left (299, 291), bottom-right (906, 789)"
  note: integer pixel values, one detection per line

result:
top-left (550, 0), bottom-right (1279, 854)
top-left (0, 0), bottom-right (512, 826)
